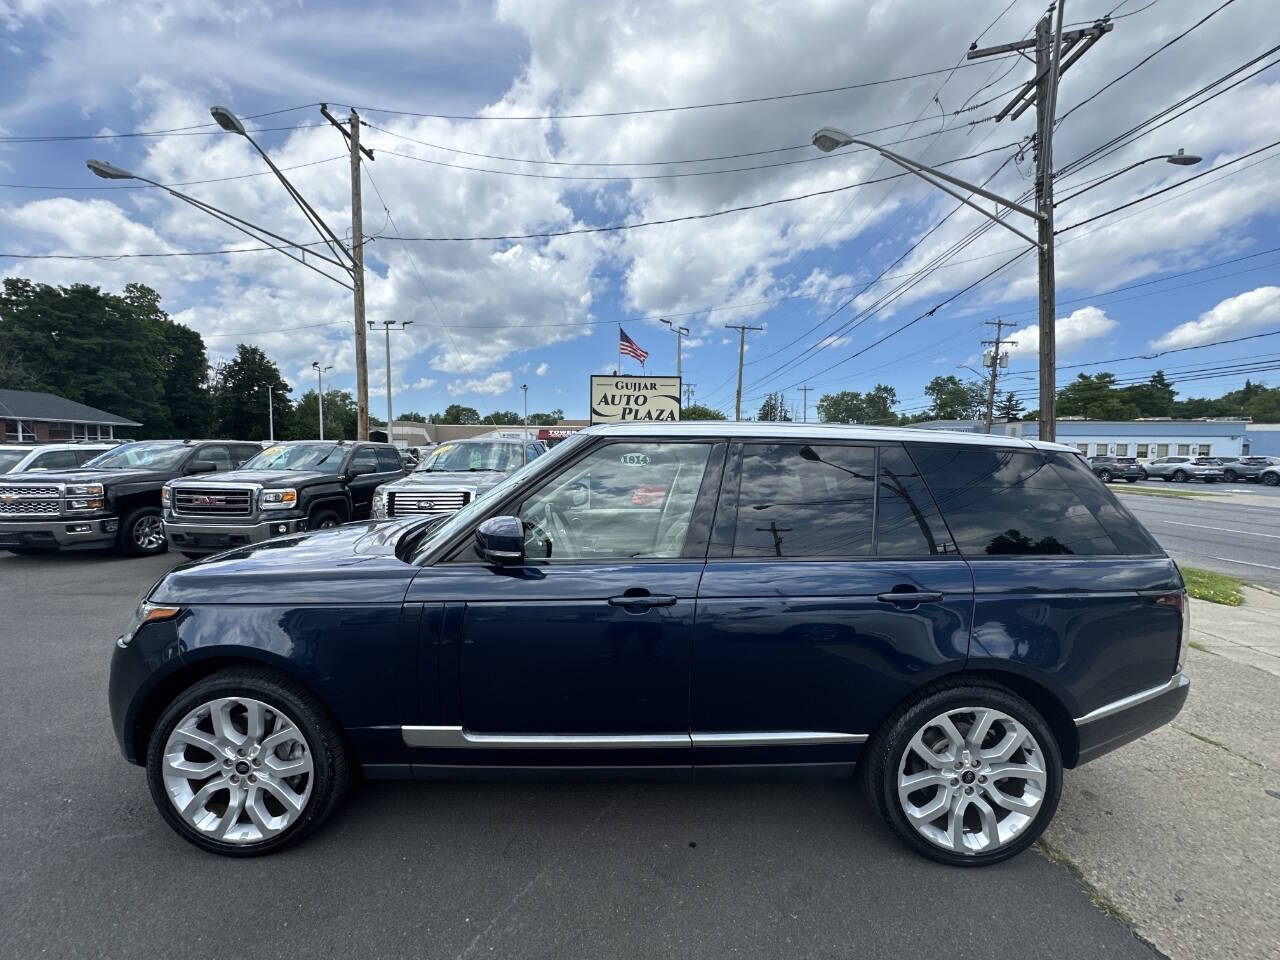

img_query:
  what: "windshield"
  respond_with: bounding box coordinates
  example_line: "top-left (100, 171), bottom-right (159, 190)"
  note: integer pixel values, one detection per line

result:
top-left (415, 440), bottom-right (524, 473)
top-left (80, 441), bottom-right (190, 470)
top-left (0, 450), bottom-right (28, 473)
top-left (407, 432), bottom-right (590, 564)
top-left (243, 443), bottom-right (346, 471)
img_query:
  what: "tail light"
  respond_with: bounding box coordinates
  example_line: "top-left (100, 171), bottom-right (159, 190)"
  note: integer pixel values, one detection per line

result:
top-left (1152, 590), bottom-right (1190, 672)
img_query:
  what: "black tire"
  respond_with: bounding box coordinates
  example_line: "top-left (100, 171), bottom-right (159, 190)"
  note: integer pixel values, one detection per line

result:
top-left (1172, 470), bottom-right (1188, 483)
top-left (1125, 477), bottom-right (1139, 483)
top-left (117, 506), bottom-right (167, 556)
top-left (1097, 469), bottom-right (1112, 483)
top-left (860, 680), bottom-right (1062, 868)
top-left (1223, 470), bottom-right (1238, 482)
top-left (1264, 472), bottom-right (1280, 486)
top-left (145, 666), bottom-right (350, 857)
top-left (181, 551), bottom-right (210, 560)
top-left (306, 508), bottom-right (342, 532)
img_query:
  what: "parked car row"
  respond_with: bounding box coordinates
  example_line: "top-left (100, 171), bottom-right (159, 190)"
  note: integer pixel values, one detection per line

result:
top-left (0, 435), bottom-right (547, 558)
top-left (1087, 454), bottom-right (1280, 484)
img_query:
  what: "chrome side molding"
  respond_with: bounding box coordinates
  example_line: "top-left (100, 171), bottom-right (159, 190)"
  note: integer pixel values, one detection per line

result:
top-left (400, 727), bottom-right (867, 749)
top-left (1073, 672), bottom-right (1189, 726)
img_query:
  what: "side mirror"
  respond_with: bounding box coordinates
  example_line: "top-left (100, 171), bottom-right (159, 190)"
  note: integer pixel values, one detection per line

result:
top-left (475, 515), bottom-right (524, 565)
top-left (186, 460), bottom-right (218, 474)
top-left (348, 463), bottom-right (376, 477)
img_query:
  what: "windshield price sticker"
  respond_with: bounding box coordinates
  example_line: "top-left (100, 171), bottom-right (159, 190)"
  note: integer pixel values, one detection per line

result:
top-left (620, 453), bottom-right (650, 466)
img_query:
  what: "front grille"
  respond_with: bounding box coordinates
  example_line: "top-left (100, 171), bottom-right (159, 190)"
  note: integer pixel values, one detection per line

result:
top-left (0, 484), bottom-right (60, 517)
top-left (389, 490), bottom-right (470, 516)
top-left (173, 486), bottom-right (255, 517)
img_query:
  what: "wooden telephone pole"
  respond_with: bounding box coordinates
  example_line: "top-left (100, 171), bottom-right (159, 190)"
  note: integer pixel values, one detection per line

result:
top-left (981, 318), bottom-right (1018, 434)
top-left (724, 324), bottom-right (763, 420)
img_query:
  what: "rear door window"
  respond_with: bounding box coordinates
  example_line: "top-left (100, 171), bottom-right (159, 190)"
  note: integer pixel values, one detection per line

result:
top-left (907, 445), bottom-right (1120, 556)
top-left (876, 445), bottom-right (955, 556)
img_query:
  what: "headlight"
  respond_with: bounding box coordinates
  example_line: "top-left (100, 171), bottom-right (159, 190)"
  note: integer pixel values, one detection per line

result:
top-left (372, 489), bottom-right (387, 519)
top-left (261, 489), bottom-right (298, 510)
top-left (65, 483), bottom-right (103, 497)
top-left (117, 601), bottom-right (181, 648)
top-left (161, 484), bottom-right (171, 504)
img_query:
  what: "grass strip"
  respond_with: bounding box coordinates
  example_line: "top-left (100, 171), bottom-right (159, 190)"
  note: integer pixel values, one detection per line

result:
top-left (1182, 566), bottom-right (1245, 606)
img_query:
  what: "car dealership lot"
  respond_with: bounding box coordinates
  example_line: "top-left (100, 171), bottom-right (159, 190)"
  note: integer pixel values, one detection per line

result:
top-left (0, 551), bottom-right (1160, 960)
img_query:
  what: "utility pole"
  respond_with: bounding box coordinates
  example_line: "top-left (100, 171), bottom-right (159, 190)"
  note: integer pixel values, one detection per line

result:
top-left (799, 385), bottom-right (812, 423)
top-left (369, 320), bottom-right (413, 442)
top-left (266, 387), bottom-right (275, 442)
top-left (682, 382), bottom-right (696, 406)
top-left (312, 362), bottom-right (332, 440)
top-left (661, 319), bottom-right (690, 378)
top-left (967, 2), bottom-right (1109, 443)
top-left (981, 318), bottom-right (1018, 434)
top-left (348, 110), bottom-right (370, 441)
top-left (521, 383), bottom-right (528, 432)
top-left (724, 324), bottom-right (763, 420)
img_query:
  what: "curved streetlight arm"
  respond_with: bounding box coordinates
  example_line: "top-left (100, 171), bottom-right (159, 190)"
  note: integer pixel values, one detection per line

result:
top-left (813, 130), bottom-right (1044, 248)
top-left (1054, 152), bottom-right (1202, 206)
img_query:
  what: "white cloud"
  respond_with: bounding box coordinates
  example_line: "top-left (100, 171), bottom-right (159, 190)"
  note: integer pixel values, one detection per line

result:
top-left (410, 377), bottom-right (438, 390)
top-left (535, 362), bottom-right (549, 376)
top-left (1004, 306), bottom-right (1117, 359)
top-left (1150, 286), bottom-right (1280, 350)
top-left (448, 370), bottom-right (514, 397)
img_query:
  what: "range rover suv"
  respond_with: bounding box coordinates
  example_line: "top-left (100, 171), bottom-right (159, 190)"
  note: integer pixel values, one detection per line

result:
top-left (110, 423), bottom-right (1189, 865)
top-left (163, 440), bottom-right (406, 557)
top-left (0, 439), bottom-right (259, 556)
top-left (372, 435), bottom-right (545, 520)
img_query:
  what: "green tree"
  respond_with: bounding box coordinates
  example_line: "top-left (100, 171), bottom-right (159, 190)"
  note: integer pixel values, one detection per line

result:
top-left (681, 403), bottom-right (727, 420)
top-left (756, 392), bottom-right (792, 422)
top-left (816, 384), bottom-right (898, 424)
top-left (527, 408), bottom-right (566, 426)
top-left (440, 403), bottom-right (481, 425)
top-left (995, 391), bottom-right (1024, 420)
top-left (482, 410), bottom-right (523, 425)
top-left (397, 410), bottom-right (428, 423)
top-left (1057, 373), bottom-right (1141, 420)
top-left (925, 375), bottom-right (985, 420)
top-left (210, 344), bottom-right (293, 440)
top-left (290, 389), bottom-right (358, 440)
top-left (162, 323), bottom-right (211, 437)
top-left (1119, 370), bottom-right (1176, 417)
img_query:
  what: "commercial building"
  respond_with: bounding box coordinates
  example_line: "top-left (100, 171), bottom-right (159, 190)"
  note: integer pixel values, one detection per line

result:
top-left (0, 389), bottom-right (139, 443)
top-left (914, 418), bottom-right (1253, 459)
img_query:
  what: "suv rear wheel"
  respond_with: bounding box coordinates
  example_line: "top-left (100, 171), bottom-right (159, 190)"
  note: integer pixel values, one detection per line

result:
top-left (1223, 469), bottom-right (1239, 482)
top-left (146, 667), bottom-right (349, 856)
top-left (1172, 469), bottom-right (1189, 482)
top-left (1264, 472), bottom-right (1280, 486)
top-left (1097, 469), bottom-right (1112, 482)
top-left (118, 506), bottom-right (166, 556)
top-left (861, 682), bottom-right (1062, 867)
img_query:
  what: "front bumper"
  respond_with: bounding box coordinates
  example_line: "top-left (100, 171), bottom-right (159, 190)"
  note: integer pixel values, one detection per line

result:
top-left (1074, 672), bottom-right (1190, 766)
top-left (163, 514), bottom-right (306, 554)
top-left (0, 516), bottom-right (118, 551)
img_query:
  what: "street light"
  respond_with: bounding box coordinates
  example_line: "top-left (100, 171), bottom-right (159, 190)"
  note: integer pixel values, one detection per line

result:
top-left (1054, 149), bottom-right (1202, 204)
top-left (368, 320), bottom-right (413, 441)
top-left (521, 384), bottom-right (529, 433)
top-left (312, 362), bottom-right (333, 440)
top-left (659, 319), bottom-right (690, 378)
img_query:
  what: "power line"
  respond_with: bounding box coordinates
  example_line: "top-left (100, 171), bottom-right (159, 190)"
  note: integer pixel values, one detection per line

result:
top-left (0, 115), bottom-right (326, 144)
top-left (1056, 0), bottom-right (1241, 124)
top-left (0, 155), bottom-right (346, 191)
top-left (0, 237), bottom-right (343, 261)
top-left (347, 58), bottom-right (1020, 122)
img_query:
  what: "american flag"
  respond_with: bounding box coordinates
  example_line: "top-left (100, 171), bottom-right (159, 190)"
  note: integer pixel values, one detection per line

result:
top-left (618, 326), bottom-right (649, 364)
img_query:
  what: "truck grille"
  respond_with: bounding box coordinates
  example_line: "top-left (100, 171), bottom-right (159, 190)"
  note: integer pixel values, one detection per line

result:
top-left (173, 486), bottom-right (255, 517)
top-left (0, 484), bottom-right (60, 516)
top-left (389, 490), bottom-right (470, 516)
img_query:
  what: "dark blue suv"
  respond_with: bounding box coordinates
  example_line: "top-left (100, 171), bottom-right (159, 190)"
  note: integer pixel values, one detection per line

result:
top-left (109, 423), bottom-right (1189, 864)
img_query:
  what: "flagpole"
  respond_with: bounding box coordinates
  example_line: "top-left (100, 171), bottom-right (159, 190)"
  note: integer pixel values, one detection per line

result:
top-left (617, 322), bottom-right (622, 374)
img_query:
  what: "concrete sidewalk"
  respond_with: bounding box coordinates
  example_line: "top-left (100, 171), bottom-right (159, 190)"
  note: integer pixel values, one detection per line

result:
top-left (1187, 586), bottom-right (1280, 677)
top-left (1043, 632), bottom-right (1279, 959)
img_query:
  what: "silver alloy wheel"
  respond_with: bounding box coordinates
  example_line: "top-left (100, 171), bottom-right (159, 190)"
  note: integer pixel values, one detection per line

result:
top-left (132, 514), bottom-right (165, 551)
top-left (161, 696), bottom-right (314, 845)
top-left (896, 706), bottom-right (1046, 856)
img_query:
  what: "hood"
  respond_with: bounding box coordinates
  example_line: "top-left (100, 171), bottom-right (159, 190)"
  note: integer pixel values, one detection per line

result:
top-left (169, 469), bottom-right (340, 488)
top-left (385, 469), bottom-right (508, 491)
top-left (150, 514), bottom-right (441, 606)
top-left (0, 467), bottom-right (165, 486)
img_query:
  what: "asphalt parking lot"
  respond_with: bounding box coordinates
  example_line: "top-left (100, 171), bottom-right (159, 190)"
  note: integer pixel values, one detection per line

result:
top-left (1116, 482), bottom-right (1280, 589)
top-left (0, 550), bottom-right (1161, 960)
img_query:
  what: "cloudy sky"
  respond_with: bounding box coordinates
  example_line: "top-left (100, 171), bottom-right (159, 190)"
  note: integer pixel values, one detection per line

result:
top-left (2, 0), bottom-right (1277, 422)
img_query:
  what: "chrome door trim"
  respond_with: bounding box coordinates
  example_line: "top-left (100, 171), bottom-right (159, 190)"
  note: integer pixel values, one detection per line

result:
top-left (401, 727), bottom-right (870, 749)
top-left (691, 731), bottom-right (869, 747)
top-left (400, 726), bottom-right (689, 749)
top-left (1073, 672), bottom-right (1189, 726)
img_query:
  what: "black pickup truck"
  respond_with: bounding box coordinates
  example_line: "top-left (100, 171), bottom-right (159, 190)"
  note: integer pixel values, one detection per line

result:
top-left (162, 440), bottom-right (406, 557)
top-left (0, 439), bottom-right (262, 557)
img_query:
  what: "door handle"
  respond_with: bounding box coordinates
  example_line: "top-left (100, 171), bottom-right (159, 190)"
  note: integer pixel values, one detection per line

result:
top-left (876, 590), bottom-right (944, 608)
top-left (608, 594), bottom-right (678, 610)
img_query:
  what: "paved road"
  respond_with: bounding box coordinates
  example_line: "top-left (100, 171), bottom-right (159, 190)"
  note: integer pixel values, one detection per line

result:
top-left (0, 550), bottom-right (1158, 960)
top-left (1118, 490), bottom-right (1280, 589)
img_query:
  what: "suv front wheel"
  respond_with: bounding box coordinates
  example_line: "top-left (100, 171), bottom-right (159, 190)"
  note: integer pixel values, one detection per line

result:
top-left (861, 682), bottom-right (1062, 867)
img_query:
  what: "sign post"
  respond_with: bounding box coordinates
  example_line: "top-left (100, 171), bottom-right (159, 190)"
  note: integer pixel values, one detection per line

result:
top-left (589, 375), bottom-right (682, 424)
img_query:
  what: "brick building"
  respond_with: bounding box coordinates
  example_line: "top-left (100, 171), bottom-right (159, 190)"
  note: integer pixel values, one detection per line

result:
top-left (0, 389), bottom-right (140, 443)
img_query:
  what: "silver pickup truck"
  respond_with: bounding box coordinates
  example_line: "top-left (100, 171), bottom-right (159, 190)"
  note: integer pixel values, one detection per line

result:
top-left (373, 436), bottom-right (546, 519)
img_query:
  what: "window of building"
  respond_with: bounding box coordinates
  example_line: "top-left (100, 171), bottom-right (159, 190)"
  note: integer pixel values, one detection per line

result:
top-left (1136, 444), bottom-right (1149, 459)
top-left (1115, 443), bottom-right (1129, 456)
top-left (1176, 444), bottom-right (1191, 456)
top-left (46, 422), bottom-right (73, 441)
top-left (1095, 443), bottom-right (1109, 456)
top-left (908, 445), bottom-right (1120, 556)
top-left (1076, 443), bottom-right (1089, 454)
top-left (1198, 444), bottom-right (1211, 456)
top-left (1156, 444), bottom-right (1169, 457)
top-left (733, 443), bottom-right (875, 558)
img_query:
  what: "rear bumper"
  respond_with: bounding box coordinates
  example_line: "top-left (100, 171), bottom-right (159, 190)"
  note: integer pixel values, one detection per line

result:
top-left (163, 515), bottom-right (305, 554)
top-left (0, 516), bottom-right (118, 551)
top-left (1073, 672), bottom-right (1189, 766)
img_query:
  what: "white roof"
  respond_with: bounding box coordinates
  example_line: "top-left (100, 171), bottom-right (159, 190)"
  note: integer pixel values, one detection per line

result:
top-left (581, 420), bottom-right (1078, 453)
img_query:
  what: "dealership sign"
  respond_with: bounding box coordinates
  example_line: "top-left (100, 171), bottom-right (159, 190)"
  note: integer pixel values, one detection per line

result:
top-left (589, 375), bottom-right (681, 424)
